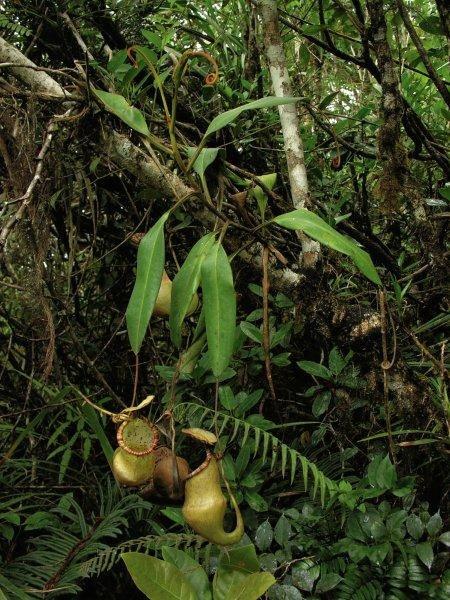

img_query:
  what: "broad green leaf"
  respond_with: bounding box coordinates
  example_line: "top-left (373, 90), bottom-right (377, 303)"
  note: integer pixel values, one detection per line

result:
top-left (185, 147), bottom-right (220, 182)
top-left (170, 233), bottom-right (216, 347)
top-left (240, 321), bottom-right (263, 344)
top-left (141, 29), bottom-right (163, 50)
top-left (406, 514), bottom-right (424, 540)
top-left (255, 520), bottom-right (273, 551)
top-left (245, 490), bottom-right (268, 512)
top-left (274, 515), bottom-right (291, 546)
top-left (416, 542), bottom-right (434, 570)
top-left (201, 242), bottom-right (236, 377)
top-left (297, 360), bottom-right (332, 380)
top-left (122, 553), bottom-right (198, 600)
top-left (205, 97), bottom-right (300, 137)
top-left (93, 89), bottom-right (149, 136)
top-left (312, 391), bottom-right (331, 417)
top-left (213, 543), bottom-right (260, 600)
top-left (315, 573), bottom-right (342, 593)
top-left (273, 209), bottom-right (381, 285)
top-left (427, 512), bottom-right (443, 536)
top-left (376, 454), bottom-right (397, 489)
top-left (126, 212), bottom-right (169, 354)
top-left (162, 548), bottom-right (211, 600)
top-left (328, 347), bottom-right (347, 375)
top-left (292, 560), bottom-right (320, 592)
top-left (226, 572), bottom-right (276, 600)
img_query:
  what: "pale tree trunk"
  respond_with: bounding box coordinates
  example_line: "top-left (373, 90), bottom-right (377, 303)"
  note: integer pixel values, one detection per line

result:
top-left (0, 36), bottom-right (67, 99)
top-left (258, 0), bottom-right (320, 267)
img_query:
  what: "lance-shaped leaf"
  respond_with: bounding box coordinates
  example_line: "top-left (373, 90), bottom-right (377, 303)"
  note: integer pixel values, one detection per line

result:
top-left (126, 212), bottom-right (169, 354)
top-left (273, 209), bottom-right (381, 285)
top-left (201, 242), bottom-right (236, 377)
top-left (185, 147), bottom-right (220, 183)
top-left (205, 96), bottom-right (300, 137)
top-left (169, 233), bottom-right (216, 347)
top-left (93, 89), bottom-right (150, 136)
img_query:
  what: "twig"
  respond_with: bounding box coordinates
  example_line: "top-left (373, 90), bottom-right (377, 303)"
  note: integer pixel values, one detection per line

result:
top-left (0, 108), bottom-right (73, 258)
top-left (59, 12), bottom-right (95, 62)
top-left (66, 324), bottom-right (126, 407)
top-left (406, 328), bottom-right (449, 378)
top-left (395, 0), bottom-right (450, 109)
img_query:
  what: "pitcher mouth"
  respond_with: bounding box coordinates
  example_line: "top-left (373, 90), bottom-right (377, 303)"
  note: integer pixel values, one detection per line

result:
top-left (184, 449), bottom-right (213, 480)
top-left (117, 417), bottom-right (159, 456)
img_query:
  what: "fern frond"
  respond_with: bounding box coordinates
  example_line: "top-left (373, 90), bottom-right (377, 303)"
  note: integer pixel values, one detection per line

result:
top-left (0, 15), bottom-right (31, 38)
top-left (1, 494), bottom-right (149, 597)
top-left (80, 533), bottom-right (205, 577)
top-left (336, 566), bottom-right (383, 600)
top-left (174, 402), bottom-right (338, 505)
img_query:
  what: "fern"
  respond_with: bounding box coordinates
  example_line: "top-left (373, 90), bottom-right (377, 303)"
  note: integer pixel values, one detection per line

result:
top-left (0, 15), bottom-right (31, 38)
top-left (174, 401), bottom-right (338, 505)
top-left (1, 494), bottom-right (149, 598)
top-left (336, 566), bottom-right (383, 600)
top-left (80, 532), bottom-right (205, 577)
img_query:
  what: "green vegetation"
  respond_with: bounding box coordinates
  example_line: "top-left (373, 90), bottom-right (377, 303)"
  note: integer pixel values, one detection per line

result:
top-left (0, 1), bottom-right (448, 598)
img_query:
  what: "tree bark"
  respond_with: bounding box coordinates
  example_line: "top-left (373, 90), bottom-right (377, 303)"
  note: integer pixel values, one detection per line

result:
top-left (258, 0), bottom-right (320, 267)
top-left (0, 36), bottom-right (67, 99)
top-left (366, 0), bottom-right (409, 212)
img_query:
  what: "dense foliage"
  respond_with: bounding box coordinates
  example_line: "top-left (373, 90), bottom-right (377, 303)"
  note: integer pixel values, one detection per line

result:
top-left (0, 1), bottom-right (448, 598)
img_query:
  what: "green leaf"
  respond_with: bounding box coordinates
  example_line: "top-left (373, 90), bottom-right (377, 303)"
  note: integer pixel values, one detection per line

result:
top-left (312, 391), bottom-right (331, 417)
top-left (376, 454), bottom-right (397, 489)
top-left (318, 91), bottom-right (339, 110)
top-left (141, 29), bottom-right (163, 50)
top-left (121, 553), bottom-right (198, 600)
top-left (427, 512), bottom-right (443, 536)
top-left (226, 572), bottom-right (276, 600)
top-left (0, 574), bottom-right (30, 600)
top-left (219, 386), bottom-right (238, 410)
top-left (255, 520), bottom-right (273, 551)
top-left (240, 321), bottom-right (263, 343)
top-left (297, 360), bottom-right (332, 380)
top-left (273, 209), bottom-right (381, 285)
top-left (82, 403), bottom-right (114, 464)
top-left (24, 511), bottom-right (58, 531)
top-left (274, 515), bottom-right (291, 546)
top-left (205, 96), bottom-right (300, 137)
top-left (170, 233), bottom-right (215, 347)
top-left (367, 542), bottom-right (390, 565)
top-left (201, 242), bottom-right (236, 377)
top-left (93, 90), bottom-right (150, 136)
top-left (439, 531), bottom-right (450, 547)
top-left (406, 514), bottom-right (424, 540)
top-left (291, 561), bottom-right (320, 592)
top-left (418, 16), bottom-right (443, 35)
top-left (213, 543), bottom-right (259, 600)
top-left (185, 147), bottom-right (219, 183)
top-left (438, 186), bottom-right (450, 201)
top-left (315, 573), bottom-right (342, 593)
top-left (416, 541), bottom-right (434, 570)
top-left (245, 490), bottom-right (268, 512)
top-left (328, 347), bottom-right (346, 375)
top-left (162, 548), bottom-right (211, 600)
top-left (126, 212), bottom-right (169, 354)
